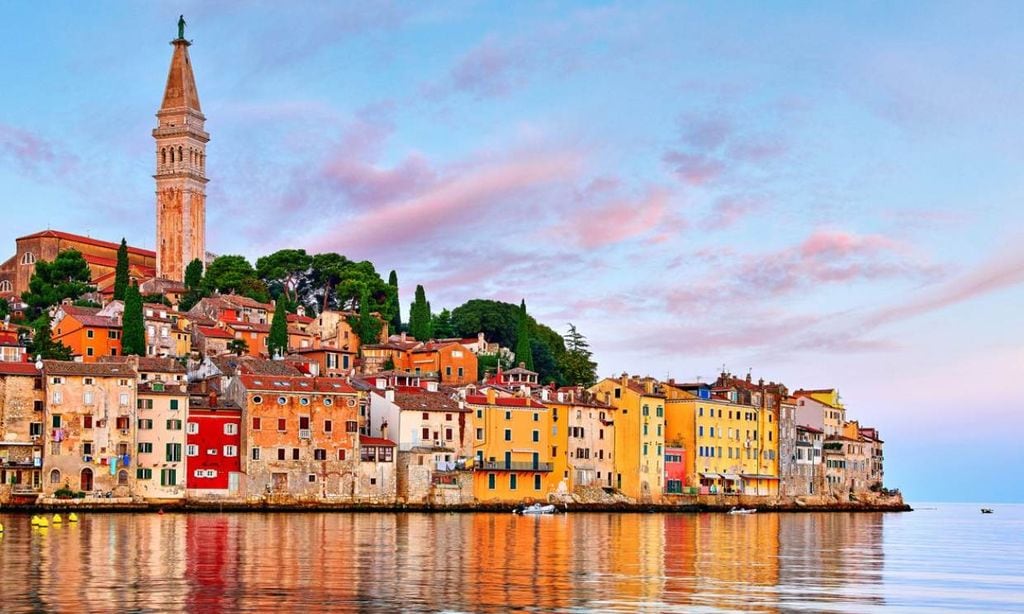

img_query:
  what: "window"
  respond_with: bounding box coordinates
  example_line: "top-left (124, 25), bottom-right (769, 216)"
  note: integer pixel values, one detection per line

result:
top-left (509, 474), bottom-right (517, 490)
top-left (488, 473), bottom-right (496, 489)
top-left (137, 399), bottom-right (153, 410)
top-left (186, 422), bottom-right (199, 434)
top-left (138, 442), bottom-right (153, 454)
top-left (314, 448), bottom-right (326, 461)
top-left (170, 399), bottom-right (179, 410)
top-left (292, 448), bottom-right (300, 460)
top-left (160, 469), bottom-right (177, 486)
top-left (445, 428), bottom-right (453, 441)
top-left (532, 430), bottom-right (539, 442)
top-left (324, 397), bottom-right (333, 406)
top-left (534, 474), bottom-right (541, 490)
top-left (445, 366), bottom-right (452, 377)
top-left (252, 395), bottom-right (263, 404)
top-left (0, 280), bottom-right (10, 293)
top-left (533, 412), bottom-right (539, 422)
top-left (81, 442), bottom-right (94, 456)
top-left (137, 419), bottom-right (153, 430)
top-left (224, 423), bottom-right (238, 435)
top-left (324, 420), bottom-right (333, 433)
top-left (186, 444), bottom-right (199, 456)
top-left (699, 426), bottom-right (704, 437)
top-left (504, 429), bottom-right (512, 441)
top-left (252, 448), bottom-right (260, 461)
top-left (52, 391), bottom-right (62, 405)
top-left (21, 251), bottom-right (36, 265)
top-left (380, 447), bottom-right (393, 462)
top-left (346, 421), bottom-right (357, 433)
top-left (167, 419), bottom-right (182, 430)
top-left (82, 415), bottom-right (93, 429)
top-left (224, 445), bottom-right (238, 457)
top-left (422, 427), bottom-right (430, 441)
top-left (457, 367), bottom-right (464, 378)
top-left (300, 398), bottom-right (310, 406)
top-left (52, 414), bottom-right (62, 428)
top-left (30, 423), bottom-right (42, 437)
top-left (278, 418), bottom-right (287, 432)
top-left (476, 409), bottom-right (482, 419)
top-left (338, 449), bottom-right (347, 461)
top-left (277, 396), bottom-right (287, 405)
top-left (476, 428), bottom-right (483, 440)
top-left (277, 448), bottom-right (286, 460)
top-left (137, 468), bottom-right (152, 480)
top-left (643, 405), bottom-right (649, 416)
top-left (166, 443), bottom-right (182, 462)
top-left (119, 393), bottom-right (129, 406)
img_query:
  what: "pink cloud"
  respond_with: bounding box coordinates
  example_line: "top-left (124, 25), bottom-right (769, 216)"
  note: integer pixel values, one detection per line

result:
top-left (704, 195), bottom-right (763, 229)
top-left (0, 122), bottom-right (78, 179)
top-left (557, 188), bottom-right (674, 249)
top-left (662, 150), bottom-right (724, 186)
top-left (449, 37), bottom-right (520, 98)
top-left (680, 116), bottom-right (732, 150)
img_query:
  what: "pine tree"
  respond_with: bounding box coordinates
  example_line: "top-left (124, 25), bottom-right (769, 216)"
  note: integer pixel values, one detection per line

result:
top-left (561, 323), bottom-right (597, 386)
top-left (29, 320), bottom-right (73, 361)
top-left (387, 270), bottom-right (401, 333)
top-left (184, 258), bottom-right (204, 290)
top-left (121, 283), bottom-right (146, 356)
top-left (267, 299), bottom-right (289, 358)
top-left (514, 299), bottom-right (534, 371)
top-left (113, 239), bottom-right (130, 302)
top-left (409, 284), bottom-right (432, 341)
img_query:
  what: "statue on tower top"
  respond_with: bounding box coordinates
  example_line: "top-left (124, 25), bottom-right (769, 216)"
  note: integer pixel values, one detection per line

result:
top-left (177, 15), bottom-right (186, 40)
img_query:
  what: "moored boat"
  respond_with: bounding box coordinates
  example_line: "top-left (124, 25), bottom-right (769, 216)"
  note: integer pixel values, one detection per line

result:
top-left (515, 503), bottom-right (557, 515)
top-left (727, 507), bottom-right (757, 515)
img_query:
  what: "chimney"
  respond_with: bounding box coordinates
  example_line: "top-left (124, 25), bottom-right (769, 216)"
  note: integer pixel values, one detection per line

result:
top-left (380, 421), bottom-right (389, 440)
top-left (427, 381), bottom-right (438, 392)
top-left (486, 388), bottom-right (497, 405)
top-left (541, 388), bottom-right (550, 401)
top-left (478, 332), bottom-right (485, 346)
top-left (620, 373), bottom-right (628, 386)
top-left (384, 388), bottom-right (395, 402)
top-left (209, 391), bottom-right (218, 407)
top-left (643, 379), bottom-right (654, 394)
top-left (400, 332), bottom-right (407, 343)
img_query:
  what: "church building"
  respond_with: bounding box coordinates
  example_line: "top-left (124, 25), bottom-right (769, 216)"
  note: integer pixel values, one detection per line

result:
top-left (0, 19), bottom-right (208, 301)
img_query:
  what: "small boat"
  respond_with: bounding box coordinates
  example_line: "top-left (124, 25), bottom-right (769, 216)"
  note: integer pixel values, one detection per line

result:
top-left (516, 503), bottom-right (556, 515)
top-left (981, 508), bottom-right (994, 514)
top-left (728, 507), bottom-right (757, 515)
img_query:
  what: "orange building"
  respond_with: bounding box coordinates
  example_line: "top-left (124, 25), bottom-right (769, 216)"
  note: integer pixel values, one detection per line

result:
top-left (51, 305), bottom-right (122, 362)
top-left (223, 320), bottom-right (270, 358)
top-left (409, 341), bottom-right (478, 385)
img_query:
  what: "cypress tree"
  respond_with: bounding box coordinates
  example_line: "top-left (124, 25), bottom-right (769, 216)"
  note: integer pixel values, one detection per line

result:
top-left (184, 258), bottom-right (204, 290)
top-left (121, 283), bottom-right (146, 356)
top-left (113, 239), bottom-right (130, 301)
top-left (409, 284), bottom-right (432, 341)
top-left (514, 299), bottom-right (534, 371)
top-left (387, 270), bottom-right (401, 333)
top-left (267, 299), bottom-right (289, 358)
top-left (350, 288), bottom-right (382, 346)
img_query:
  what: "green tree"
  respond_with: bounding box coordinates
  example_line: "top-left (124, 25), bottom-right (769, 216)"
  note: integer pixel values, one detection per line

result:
top-left (0, 298), bottom-right (9, 320)
top-left (530, 338), bottom-right (558, 383)
top-left (28, 320), bottom-right (73, 360)
top-left (450, 299), bottom-right (525, 348)
top-left (141, 294), bottom-right (172, 307)
top-left (121, 283), bottom-right (146, 356)
top-left (310, 253), bottom-right (351, 311)
top-left (21, 250), bottom-right (93, 320)
top-left (267, 299), bottom-right (289, 358)
top-left (203, 255), bottom-right (269, 302)
top-left (431, 308), bottom-right (455, 338)
top-left (256, 249), bottom-right (312, 307)
top-left (514, 299), bottom-right (534, 371)
top-left (113, 238), bottom-right (130, 302)
top-left (227, 338), bottom-right (249, 356)
top-left (387, 270), bottom-right (401, 333)
top-left (382, 356), bottom-right (395, 371)
top-left (560, 323), bottom-right (598, 386)
top-left (409, 285), bottom-right (432, 341)
top-left (184, 258), bottom-right (204, 290)
top-left (348, 288), bottom-right (383, 347)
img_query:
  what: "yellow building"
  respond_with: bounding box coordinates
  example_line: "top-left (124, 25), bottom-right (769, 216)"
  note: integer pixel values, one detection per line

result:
top-left (663, 379), bottom-right (779, 497)
top-left (589, 375), bottom-right (665, 502)
top-left (539, 386), bottom-right (615, 492)
top-left (467, 388), bottom-right (554, 502)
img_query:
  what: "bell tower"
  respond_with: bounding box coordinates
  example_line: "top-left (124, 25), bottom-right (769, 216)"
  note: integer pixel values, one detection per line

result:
top-left (154, 15), bottom-right (207, 282)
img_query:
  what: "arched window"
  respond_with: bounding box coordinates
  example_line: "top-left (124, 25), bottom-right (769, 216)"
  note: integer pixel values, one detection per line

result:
top-left (21, 252), bottom-right (36, 265)
top-left (161, 148), bottom-right (167, 164)
top-left (117, 469), bottom-right (128, 486)
top-left (178, 145), bottom-right (183, 161)
top-left (0, 280), bottom-right (11, 293)
top-left (49, 469), bottom-right (61, 484)
top-left (80, 467), bottom-right (94, 491)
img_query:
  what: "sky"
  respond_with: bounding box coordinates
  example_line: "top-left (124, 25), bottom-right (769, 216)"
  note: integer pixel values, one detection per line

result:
top-left (1, 2), bottom-right (1022, 503)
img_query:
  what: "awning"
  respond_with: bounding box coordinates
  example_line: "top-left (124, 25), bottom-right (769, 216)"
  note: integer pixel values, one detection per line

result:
top-left (741, 474), bottom-right (780, 480)
top-left (720, 473), bottom-right (742, 481)
top-left (699, 472), bottom-right (720, 479)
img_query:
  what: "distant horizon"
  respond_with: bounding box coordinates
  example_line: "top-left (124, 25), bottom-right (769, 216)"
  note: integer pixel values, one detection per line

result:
top-left (1, 3), bottom-right (1022, 502)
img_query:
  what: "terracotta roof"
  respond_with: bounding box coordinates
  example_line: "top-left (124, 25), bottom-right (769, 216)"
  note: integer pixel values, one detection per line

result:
top-left (60, 305), bottom-right (120, 329)
top-left (797, 425), bottom-right (824, 434)
top-left (43, 360), bottom-right (136, 378)
top-left (224, 320), bottom-right (272, 333)
top-left (393, 390), bottom-right (468, 413)
top-left (196, 325), bottom-right (234, 339)
top-left (287, 314), bottom-right (314, 324)
top-left (221, 295), bottom-right (273, 311)
top-left (291, 347), bottom-right (354, 355)
top-left (359, 435), bottom-right (396, 447)
top-left (16, 230), bottom-right (155, 258)
top-left (239, 374), bottom-right (357, 394)
top-left (97, 355), bottom-right (186, 373)
top-left (465, 394), bottom-right (547, 409)
top-left (504, 366), bottom-right (537, 376)
top-left (0, 363), bottom-right (40, 376)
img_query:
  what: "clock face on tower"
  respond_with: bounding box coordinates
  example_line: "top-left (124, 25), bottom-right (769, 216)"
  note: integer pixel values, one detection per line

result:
top-left (153, 26), bottom-right (208, 283)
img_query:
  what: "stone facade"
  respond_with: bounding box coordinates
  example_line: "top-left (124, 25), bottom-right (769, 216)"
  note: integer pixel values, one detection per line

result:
top-left (154, 35), bottom-right (208, 281)
top-left (0, 364), bottom-right (45, 500)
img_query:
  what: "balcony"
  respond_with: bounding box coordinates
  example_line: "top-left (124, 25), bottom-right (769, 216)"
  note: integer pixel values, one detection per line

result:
top-left (477, 460), bottom-right (553, 472)
top-left (299, 429), bottom-right (311, 440)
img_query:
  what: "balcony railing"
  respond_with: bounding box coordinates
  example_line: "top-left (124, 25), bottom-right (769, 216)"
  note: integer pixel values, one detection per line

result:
top-left (299, 429), bottom-right (311, 440)
top-left (477, 460), bottom-right (553, 472)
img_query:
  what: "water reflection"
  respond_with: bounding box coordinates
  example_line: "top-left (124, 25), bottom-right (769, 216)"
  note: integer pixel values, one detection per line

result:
top-left (0, 508), bottom-right (1011, 612)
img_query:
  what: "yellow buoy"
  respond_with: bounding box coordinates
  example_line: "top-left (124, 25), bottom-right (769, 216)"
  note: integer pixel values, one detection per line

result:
top-left (37, 518), bottom-right (49, 528)
top-left (68, 513), bottom-right (79, 522)
top-left (51, 514), bottom-right (62, 524)
top-left (0, 522), bottom-right (5, 532)
top-left (30, 515), bottom-right (38, 526)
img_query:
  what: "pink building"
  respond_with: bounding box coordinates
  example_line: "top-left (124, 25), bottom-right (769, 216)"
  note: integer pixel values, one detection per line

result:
top-left (664, 446), bottom-right (686, 494)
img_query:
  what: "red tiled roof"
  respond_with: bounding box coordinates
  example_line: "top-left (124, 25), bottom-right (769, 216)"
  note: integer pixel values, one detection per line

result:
top-left (43, 360), bottom-right (136, 377)
top-left (17, 230), bottom-right (156, 258)
top-left (60, 305), bottom-right (120, 329)
top-left (359, 435), bottom-right (396, 447)
top-left (465, 394), bottom-right (547, 409)
top-left (797, 425), bottom-right (824, 434)
top-left (224, 320), bottom-right (271, 333)
top-left (393, 389), bottom-right (468, 413)
top-left (287, 314), bottom-right (314, 324)
top-left (196, 326), bottom-right (235, 339)
top-left (0, 362), bottom-right (40, 376)
top-left (239, 374), bottom-right (357, 394)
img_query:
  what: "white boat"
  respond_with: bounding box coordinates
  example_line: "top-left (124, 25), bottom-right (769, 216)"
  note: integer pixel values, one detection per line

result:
top-left (727, 507), bottom-right (757, 515)
top-left (516, 503), bottom-right (556, 515)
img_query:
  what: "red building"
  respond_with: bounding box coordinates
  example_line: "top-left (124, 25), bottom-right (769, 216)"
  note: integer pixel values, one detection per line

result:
top-left (186, 385), bottom-right (242, 494)
top-left (664, 446), bottom-right (686, 494)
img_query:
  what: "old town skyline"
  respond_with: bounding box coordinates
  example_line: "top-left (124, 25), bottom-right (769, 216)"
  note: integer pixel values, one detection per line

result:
top-left (1, 4), bottom-right (1022, 503)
